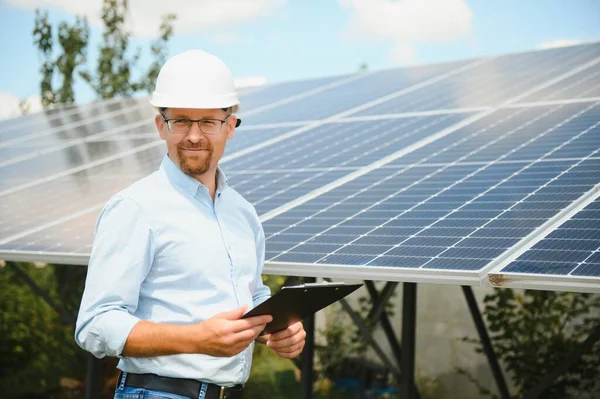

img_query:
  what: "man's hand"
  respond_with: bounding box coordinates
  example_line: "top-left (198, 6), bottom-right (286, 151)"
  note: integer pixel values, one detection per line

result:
top-left (258, 321), bottom-right (306, 359)
top-left (195, 306), bottom-right (272, 357)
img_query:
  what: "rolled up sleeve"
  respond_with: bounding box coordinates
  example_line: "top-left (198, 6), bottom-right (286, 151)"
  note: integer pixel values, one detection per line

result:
top-left (75, 195), bottom-right (154, 358)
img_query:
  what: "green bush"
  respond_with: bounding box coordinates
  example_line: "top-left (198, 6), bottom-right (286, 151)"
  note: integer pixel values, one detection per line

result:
top-left (461, 289), bottom-right (600, 398)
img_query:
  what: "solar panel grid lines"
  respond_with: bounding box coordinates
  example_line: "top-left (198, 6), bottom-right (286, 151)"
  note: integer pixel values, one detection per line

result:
top-left (409, 111), bottom-right (600, 273)
top-left (0, 96), bottom-right (124, 136)
top-left (507, 97), bottom-right (600, 109)
top-left (0, 140), bottom-right (163, 198)
top-left (0, 98), bottom-right (150, 148)
top-left (339, 107), bottom-right (492, 122)
top-left (353, 44), bottom-right (600, 117)
top-left (0, 203), bottom-right (103, 246)
top-left (258, 104), bottom-right (537, 223)
top-left (227, 114), bottom-right (461, 200)
top-left (261, 107), bottom-right (538, 246)
top-left (219, 59), bottom-right (491, 164)
top-left (517, 62), bottom-right (600, 103)
top-left (262, 102), bottom-right (599, 279)
top-left (238, 71), bottom-right (374, 118)
top-left (488, 188), bottom-right (600, 293)
top-left (0, 118), bottom-right (154, 169)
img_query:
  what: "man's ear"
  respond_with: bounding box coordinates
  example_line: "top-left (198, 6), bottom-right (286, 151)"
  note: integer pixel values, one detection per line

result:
top-left (227, 115), bottom-right (237, 140)
top-left (155, 114), bottom-right (167, 140)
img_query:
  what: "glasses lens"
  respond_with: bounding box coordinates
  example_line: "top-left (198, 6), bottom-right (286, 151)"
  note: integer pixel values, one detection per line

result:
top-left (169, 119), bottom-right (192, 133)
top-left (200, 120), bottom-right (220, 134)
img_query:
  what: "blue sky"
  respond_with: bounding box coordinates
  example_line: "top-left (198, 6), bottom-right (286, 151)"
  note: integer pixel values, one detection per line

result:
top-left (0, 0), bottom-right (599, 118)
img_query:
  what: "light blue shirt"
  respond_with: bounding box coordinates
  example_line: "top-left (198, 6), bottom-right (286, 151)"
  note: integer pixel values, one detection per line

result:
top-left (75, 154), bottom-right (271, 386)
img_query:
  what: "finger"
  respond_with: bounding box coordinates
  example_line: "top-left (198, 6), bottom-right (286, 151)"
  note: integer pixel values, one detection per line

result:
top-left (268, 330), bottom-right (306, 350)
top-left (218, 305), bottom-right (248, 320)
top-left (229, 315), bottom-right (272, 333)
top-left (272, 340), bottom-right (305, 354)
top-left (232, 324), bottom-right (267, 343)
top-left (269, 322), bottom-right (302, 341)
top-left (277, 347), bottom-right (304, 359)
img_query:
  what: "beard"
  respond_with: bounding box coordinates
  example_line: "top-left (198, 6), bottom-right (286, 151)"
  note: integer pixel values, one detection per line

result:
top-left (177, 141), bottom-right (214, 176)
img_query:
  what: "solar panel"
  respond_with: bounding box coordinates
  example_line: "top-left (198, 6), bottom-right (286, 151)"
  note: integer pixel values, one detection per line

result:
top-left (488, 195), bottom-right (600, 292)
top-left (0, 96), bottom-right (124, 141)
top-left (262, 102), bottom-right (600, 285)
top-left (0, 43), bottom-right (599, 293)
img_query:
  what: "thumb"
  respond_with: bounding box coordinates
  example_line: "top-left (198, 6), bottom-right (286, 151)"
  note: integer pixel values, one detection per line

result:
top-left (219, 305), bottom-right (248, 320)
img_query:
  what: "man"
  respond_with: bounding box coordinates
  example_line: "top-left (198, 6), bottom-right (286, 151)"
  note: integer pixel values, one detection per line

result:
top-left (75, 50), bottom-right (306, 399)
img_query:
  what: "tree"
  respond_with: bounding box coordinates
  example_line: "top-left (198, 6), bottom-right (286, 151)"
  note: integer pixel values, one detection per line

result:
top-left (33, 9), bottom-right (89, 107)
top-left (56, 17), bottom-right (89, 104)
top-left (80, 0), bottom-right (141, 98)
top-left (460, 289), bottom-right (600, 398)
top-left (33, 10), bottom-right (55, 107)
top-left (142, 13), bottom-right (177, 93)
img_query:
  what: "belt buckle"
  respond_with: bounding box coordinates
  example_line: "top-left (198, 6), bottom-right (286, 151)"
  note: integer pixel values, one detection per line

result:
top-left (219, 385), bottom-right (225, 399)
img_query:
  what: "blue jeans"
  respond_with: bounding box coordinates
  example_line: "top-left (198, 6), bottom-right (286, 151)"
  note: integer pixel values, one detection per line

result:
top-left (114, 372), bottom-right (209, 399)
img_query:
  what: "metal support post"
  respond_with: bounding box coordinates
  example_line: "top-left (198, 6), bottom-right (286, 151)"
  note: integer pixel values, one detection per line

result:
top-left (401, 283), bottom-right (417, 399)
top-left (301, 277), bottom-right (315, 399)
top-left (462, 286), bottom-right (511, 399)
top-left (85, 353), bottom-right (101, 399)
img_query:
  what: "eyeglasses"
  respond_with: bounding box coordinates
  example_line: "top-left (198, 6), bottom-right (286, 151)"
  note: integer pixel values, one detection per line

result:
top-left (161, 114), bottom-right (238, 135)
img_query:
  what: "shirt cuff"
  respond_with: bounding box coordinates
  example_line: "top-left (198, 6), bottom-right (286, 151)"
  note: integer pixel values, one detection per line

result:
top-left (99, 310), bottom-right (141, 358)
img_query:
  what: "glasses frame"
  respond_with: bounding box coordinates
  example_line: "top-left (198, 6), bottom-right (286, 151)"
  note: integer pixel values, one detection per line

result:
top-left (160, 113), bottom-right (238, 135)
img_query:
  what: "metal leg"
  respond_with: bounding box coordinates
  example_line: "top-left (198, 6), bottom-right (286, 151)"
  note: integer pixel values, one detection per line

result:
top-left (365, 281), bottom-right (420, 399)
top-left (401, 283), bottom-right (417, 399)
top-left (462, 286), bottom-right (511, 399)
top-left (365, 281), bottom-right (403, 366)
top-left (301, 277), bottom-right (315, 399)
top-left (85, 353), bottom-right (101, 399)
top-left (522, 323), bottom-right (600, 399)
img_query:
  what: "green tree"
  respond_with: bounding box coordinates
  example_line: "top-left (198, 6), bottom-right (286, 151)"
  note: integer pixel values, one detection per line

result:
top-left (80, 0), bottom-right (141, 98)
top-left (56, 17), bottom-right (89, 104)
top-left (142, 13), bottom-right (177, 93)
top-left (32, 9), bottom-right (89, 107)
top-left (0, 263), bottom-right (87, 398)
top-left (460, 289), bottom-right (600, 398)
top-left (33, 9), bottom-right (55, 107)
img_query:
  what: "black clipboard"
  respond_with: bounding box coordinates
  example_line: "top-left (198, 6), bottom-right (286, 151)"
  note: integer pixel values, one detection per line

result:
top-left (243, 282), bottom-right (363, 334)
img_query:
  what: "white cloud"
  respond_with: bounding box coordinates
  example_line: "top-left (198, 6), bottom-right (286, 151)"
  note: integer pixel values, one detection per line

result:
top-left (234, 76), bottom-right (268, 88)
top-left (538, 39), bottom-right (582, 50)
top-left (0, 92), bottom-right (43, 120)
top-left (5, 0), bottom-right (284, 37)
top-left (339, 0), bottom-right (473, 65)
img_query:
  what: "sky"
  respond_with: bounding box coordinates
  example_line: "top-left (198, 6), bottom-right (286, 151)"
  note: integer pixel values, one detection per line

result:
top-left (0, 0), bottom-right (599, 120)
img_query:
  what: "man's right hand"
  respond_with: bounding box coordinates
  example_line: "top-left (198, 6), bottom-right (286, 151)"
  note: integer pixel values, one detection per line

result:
top-left (194, 306), bottom-right (272, 357)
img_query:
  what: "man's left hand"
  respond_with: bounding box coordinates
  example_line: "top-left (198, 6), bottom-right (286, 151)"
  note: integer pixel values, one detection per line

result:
top-left (257, 322), bottom-right (306, 359)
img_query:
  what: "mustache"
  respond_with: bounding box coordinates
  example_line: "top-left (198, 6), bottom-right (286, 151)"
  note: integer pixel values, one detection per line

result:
top-left (178, 144), bottom-right (211, 150)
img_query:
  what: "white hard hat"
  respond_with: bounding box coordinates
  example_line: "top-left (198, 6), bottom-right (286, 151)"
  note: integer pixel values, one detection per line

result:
top-left (150, 49), bottom-right (240, 110)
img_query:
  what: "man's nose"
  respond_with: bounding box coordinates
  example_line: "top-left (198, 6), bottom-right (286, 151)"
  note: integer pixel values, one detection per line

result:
top-left (186, 123), bottom-right (204, 143)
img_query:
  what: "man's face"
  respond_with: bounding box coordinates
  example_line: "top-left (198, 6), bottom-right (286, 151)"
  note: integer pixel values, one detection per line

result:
top-left (155, 108), bottom-right (236, 177)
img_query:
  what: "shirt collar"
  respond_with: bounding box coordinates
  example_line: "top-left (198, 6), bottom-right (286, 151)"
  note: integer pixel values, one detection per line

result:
top-left (160, 154), bottom-right (229, 198)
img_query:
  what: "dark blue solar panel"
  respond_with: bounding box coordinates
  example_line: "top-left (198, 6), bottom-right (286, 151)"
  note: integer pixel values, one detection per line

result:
top-left (498, 196), bottom-right (600, 277)
top-left (263, 102), bottom-right (600, 272)
top-left (223, 114), bottom-right (469, 213)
